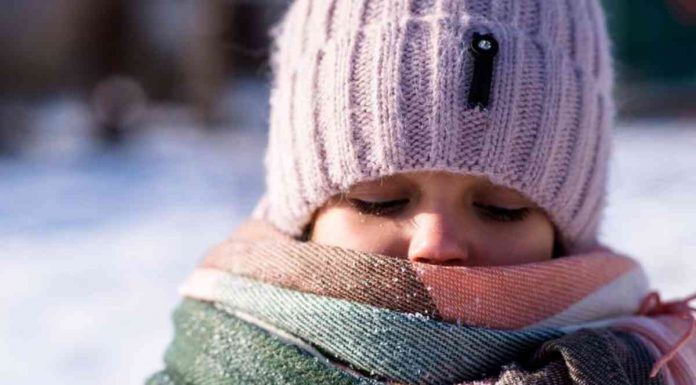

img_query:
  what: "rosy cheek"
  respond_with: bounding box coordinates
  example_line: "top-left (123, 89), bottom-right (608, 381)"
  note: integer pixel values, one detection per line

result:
top-left (471, 218), bottom-right (554, 264)
top-left (312, 208), bottom-right (400, 256)
top-left (500, 220), bottom-right (554, 262)
top-left (352, 222), bottom-right (405, 256)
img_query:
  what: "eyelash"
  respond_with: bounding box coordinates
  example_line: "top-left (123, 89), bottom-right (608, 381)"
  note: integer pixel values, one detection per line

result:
top-left (473, 203), bottom-right (530, 222)
top-left (347, 198), bottom-right (409, 217)
top-left (347, 199), bottom-right (530, 222)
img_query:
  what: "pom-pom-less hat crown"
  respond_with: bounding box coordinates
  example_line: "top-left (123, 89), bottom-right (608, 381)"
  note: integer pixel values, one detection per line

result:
top-left (254, 0), bottom-right (616, 253)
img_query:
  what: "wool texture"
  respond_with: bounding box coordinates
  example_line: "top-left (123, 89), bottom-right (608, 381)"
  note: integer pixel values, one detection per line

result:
top-left (254, 0), bottom-right (616, 253)
top-left (147, 220), bottom-right (696, 385)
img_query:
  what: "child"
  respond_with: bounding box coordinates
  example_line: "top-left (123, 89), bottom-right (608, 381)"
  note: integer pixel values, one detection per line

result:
top-left (148, 0), bottom-right (696, 384)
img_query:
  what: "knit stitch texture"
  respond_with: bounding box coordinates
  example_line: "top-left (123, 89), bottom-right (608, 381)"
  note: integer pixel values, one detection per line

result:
top-left (254, 0), bottom-right (616, 253)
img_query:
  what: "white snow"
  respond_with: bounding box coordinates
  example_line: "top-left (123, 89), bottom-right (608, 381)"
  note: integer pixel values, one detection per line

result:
top-left (603, 120), bottom-right (696, 296)
top-left (1, 84), bottom-right (695, 384)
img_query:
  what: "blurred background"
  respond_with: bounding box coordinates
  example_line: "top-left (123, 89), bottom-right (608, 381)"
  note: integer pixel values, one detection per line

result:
top-left (1, 1), bottom-right (695, 384)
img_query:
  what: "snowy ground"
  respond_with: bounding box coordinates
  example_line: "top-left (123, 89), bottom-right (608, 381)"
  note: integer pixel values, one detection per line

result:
top-left (1, 82), bottom-right (695, 384)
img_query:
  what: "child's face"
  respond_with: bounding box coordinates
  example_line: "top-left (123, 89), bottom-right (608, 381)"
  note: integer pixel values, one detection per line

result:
top-left (310, 171), bottom-right (556, 266)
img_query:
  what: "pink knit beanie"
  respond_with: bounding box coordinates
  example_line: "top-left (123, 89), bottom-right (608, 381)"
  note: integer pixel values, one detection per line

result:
top-left (253, 0), bottom-right (616, 254)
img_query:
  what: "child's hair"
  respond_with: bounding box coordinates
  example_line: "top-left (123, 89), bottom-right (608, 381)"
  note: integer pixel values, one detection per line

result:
top-left (254, 0), bottom-right (616, 256)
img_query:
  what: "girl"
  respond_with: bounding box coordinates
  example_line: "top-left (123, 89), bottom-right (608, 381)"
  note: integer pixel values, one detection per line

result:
top-left (148, 0), bottom-right (696, 384)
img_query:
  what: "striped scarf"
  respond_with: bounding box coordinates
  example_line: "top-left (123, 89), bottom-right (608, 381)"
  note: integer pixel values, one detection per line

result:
top-left (147, 220), bottom-right (696, 385)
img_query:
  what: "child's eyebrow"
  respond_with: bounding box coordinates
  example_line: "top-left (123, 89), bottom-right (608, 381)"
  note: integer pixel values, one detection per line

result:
top-left (349, 175), bottom-right (409, 190)
top-left (347, 183), bottom-right (408, 196)
top-left (478, 184), bottom-right (535, 203)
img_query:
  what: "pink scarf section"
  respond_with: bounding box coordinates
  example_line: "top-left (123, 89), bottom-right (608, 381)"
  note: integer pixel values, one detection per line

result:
top-left (416, 251), bottom-right (696, 384)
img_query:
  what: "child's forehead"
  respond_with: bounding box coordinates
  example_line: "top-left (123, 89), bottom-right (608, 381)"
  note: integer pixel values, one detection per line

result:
top-left (347, 172), bottom-right (523, 195)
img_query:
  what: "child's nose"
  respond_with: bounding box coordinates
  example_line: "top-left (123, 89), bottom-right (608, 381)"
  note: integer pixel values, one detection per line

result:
top-left (407, 212), bottom-right (470, 266)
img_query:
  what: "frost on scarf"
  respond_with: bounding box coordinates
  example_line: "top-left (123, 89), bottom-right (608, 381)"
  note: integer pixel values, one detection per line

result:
top-left (147, 220), bottom-right (695, 385)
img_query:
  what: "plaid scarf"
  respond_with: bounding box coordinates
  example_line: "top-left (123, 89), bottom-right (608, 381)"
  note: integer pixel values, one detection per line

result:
top-left (147, 220), bottom-right (695, 385)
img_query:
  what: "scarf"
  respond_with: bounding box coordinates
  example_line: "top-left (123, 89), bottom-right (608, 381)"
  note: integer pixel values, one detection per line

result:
top-left (146, 220), bottom-right (696, 385)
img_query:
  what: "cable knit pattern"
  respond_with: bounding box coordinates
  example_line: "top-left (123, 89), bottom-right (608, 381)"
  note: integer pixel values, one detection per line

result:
top-left (255, 0), bottom-right (616, 253)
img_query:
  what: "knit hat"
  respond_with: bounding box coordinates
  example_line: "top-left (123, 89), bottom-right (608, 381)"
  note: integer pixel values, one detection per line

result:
top-left (253, 0), bottom-right (616, 254)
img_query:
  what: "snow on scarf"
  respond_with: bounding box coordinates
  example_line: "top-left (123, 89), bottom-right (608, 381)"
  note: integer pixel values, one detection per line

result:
top-left (147, 220), bottom-right (696, 385)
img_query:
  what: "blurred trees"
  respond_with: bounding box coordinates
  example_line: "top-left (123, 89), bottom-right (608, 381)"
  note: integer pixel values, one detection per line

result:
top-left (601, 0), bottom-right (696, 118)
top-left (602, 0), bottom-right (696, 81)
top-left (0, 0), bottom-right (285, 151)
top-left (1, 0), bottom-right (695, 153)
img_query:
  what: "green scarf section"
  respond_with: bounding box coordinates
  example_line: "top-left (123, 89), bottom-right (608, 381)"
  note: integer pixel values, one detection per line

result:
top-left (147, 283), bottom-right (660, 385)
top-left (148, 300), bottom-right (377, 385)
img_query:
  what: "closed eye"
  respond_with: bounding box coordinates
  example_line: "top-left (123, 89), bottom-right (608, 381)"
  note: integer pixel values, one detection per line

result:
top-left (347, 198), bottom-right (409, 217)
top-left (474, 203), bottom-right (530, 222)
